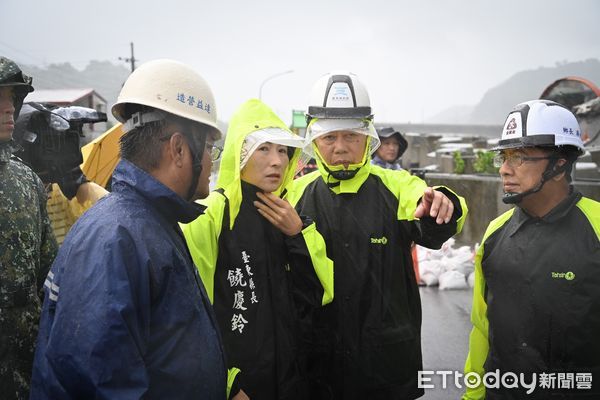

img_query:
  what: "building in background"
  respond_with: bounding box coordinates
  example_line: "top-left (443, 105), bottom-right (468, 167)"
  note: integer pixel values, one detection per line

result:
top-left (290, 109), bottom-right (317, 176)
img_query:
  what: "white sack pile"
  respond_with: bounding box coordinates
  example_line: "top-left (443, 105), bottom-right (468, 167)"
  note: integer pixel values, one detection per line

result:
top-left (416, 238), bottom-right (476, 290)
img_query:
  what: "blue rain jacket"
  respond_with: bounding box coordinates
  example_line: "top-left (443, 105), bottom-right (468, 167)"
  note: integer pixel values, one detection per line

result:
top-left (30, 159), bottom-right (227, 400)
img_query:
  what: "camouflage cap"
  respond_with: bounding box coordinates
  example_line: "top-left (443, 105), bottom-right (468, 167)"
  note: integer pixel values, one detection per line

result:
top-left (0, 56), bottom-right (34, 93)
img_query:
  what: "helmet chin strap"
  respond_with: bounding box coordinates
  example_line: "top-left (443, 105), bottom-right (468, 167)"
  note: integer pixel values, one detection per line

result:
top-left (322, 164), bottom-right (361, 181)
top-left (502, 158), bottom-right (565, 204)
top-left (182, 131), bottom-right (206, 201)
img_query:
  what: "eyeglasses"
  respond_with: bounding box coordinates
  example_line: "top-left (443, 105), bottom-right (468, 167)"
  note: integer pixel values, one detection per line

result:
top-left (160, 134), bottom-right (223, 161)
top-left (493, 152), bottom-right (557, 168)
top-left (206, 142), bottom-right (223, 161)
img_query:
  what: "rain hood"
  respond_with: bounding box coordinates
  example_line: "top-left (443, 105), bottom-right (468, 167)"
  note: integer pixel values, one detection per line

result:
top-left (215, 98), bottom-right (303, 229)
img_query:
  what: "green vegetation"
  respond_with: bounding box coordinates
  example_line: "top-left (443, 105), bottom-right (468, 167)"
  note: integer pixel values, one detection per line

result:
top-left (453, 151), bottom-right (465, 174)
top-left (473, 151), bottom-right (499, 174)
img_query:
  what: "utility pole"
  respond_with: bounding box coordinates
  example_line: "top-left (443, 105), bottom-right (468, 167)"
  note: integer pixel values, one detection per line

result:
top-left (119, 42), bottom-right (137, 72)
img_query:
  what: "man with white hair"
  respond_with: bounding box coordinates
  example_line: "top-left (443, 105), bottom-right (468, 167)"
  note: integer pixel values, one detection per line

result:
top-left (286, 71), bottom-right (468, 400)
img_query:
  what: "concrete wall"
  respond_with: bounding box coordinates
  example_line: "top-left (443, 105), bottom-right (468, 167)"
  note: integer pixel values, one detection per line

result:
top-left (401, 132), bottom-right (491, 171)
top-left (423, 173), bottom-right (600, 246)
top-left (386, 123), bottom-right (503, 137)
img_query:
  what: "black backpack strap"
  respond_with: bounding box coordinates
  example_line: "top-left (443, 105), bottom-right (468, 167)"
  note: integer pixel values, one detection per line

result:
top-left (214, 188), bottom-right (230, 229)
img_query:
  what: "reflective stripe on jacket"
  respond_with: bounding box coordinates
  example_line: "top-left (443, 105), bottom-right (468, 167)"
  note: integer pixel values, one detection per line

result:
top-left (183, 99), bottom-right (333, 399)
top-left (286, 163), bottom-right (467, 399)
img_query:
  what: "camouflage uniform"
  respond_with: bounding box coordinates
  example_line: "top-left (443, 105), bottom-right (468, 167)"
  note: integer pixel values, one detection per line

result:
top-left (1, 57), bottom-right (58, 399)
top-left (0, 141), bottom-right (57, 399)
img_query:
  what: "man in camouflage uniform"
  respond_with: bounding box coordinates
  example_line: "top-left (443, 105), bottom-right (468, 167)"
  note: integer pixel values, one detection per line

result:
top-left (0, 56), bottom-right (58, 399)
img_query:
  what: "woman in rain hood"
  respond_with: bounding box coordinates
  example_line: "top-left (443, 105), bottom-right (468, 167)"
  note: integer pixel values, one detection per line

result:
top-left (182, 99), bottom-right (333, 400)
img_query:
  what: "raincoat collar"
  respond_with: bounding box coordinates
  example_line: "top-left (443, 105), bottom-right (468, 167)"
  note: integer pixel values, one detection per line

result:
top-left (508, 187), bottom-right (582, 237)
top-left (216, 99), bottom-right (301, 229)
top-left (111, 159), bottom-right (205, 224)
top-left (0, 139), bottom-right (20, 164)
top-left (240, 180), bottom-right (262, 203)
top-left (372, 155), bottom-right (402, 170)
top-left (315, 150), bottom-right (372, 194)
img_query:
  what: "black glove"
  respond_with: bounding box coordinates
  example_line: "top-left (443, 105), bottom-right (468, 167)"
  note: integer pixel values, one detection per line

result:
top-left (57, 166), bottom-right (88, 200)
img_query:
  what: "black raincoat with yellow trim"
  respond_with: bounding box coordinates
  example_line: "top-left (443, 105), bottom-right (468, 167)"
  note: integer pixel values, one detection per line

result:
top-left (286, 158), bottom-right (467, 400)
top-left (182, 99), bottom-right (333, 400)
top-left (464, 190), bottom-right (600, 400)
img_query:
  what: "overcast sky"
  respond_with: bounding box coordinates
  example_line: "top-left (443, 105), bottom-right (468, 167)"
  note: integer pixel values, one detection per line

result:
top-left (2, 0), bottom-right (599, 124)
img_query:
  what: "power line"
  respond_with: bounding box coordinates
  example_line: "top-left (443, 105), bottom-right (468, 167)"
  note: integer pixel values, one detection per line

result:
top-left (0, 48), bottom-right (98, 88)
top-left (0, 41), bottom-right (45, 65)
top-left (0, 41), bottom-right (105, 70)
top-left (0, 42), bottom-right (129, 99)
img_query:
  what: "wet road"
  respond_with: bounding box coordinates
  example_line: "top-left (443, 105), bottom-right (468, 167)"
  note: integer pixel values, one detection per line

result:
top-left (420, 286), bottom-right (473, 400)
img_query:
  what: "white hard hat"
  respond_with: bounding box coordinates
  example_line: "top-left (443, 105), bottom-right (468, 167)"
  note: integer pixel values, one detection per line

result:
top-left (493, 100), bottom-right (584, 154)
top-left (112, 59), bottom-right (221, 138)
top-left (306, 71), bottom-right (372, 121)
top-left (304, 71), bottom-right (379, 158)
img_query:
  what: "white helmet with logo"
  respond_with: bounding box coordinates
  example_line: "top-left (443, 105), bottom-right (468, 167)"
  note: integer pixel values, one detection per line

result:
top-left (112, 59), bottom-right (221, 201)
top-left (493, 100), bottom-right (584, 154)
top-left (112, 59), bottom-right (221, 139)
top-left (304, 71), bottom-right (379, 158)
top-left (307, 70), bottom-right (373, 121)
top-left (494, 100), bottom-right (585, 205)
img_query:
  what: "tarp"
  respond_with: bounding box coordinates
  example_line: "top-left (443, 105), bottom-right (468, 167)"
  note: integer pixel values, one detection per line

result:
top-left (80, 123), bottom-right (123, 188)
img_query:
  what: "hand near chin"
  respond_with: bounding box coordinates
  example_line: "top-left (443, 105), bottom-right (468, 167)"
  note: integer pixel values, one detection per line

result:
top-left (254, 192), bottom-right (303, 236)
